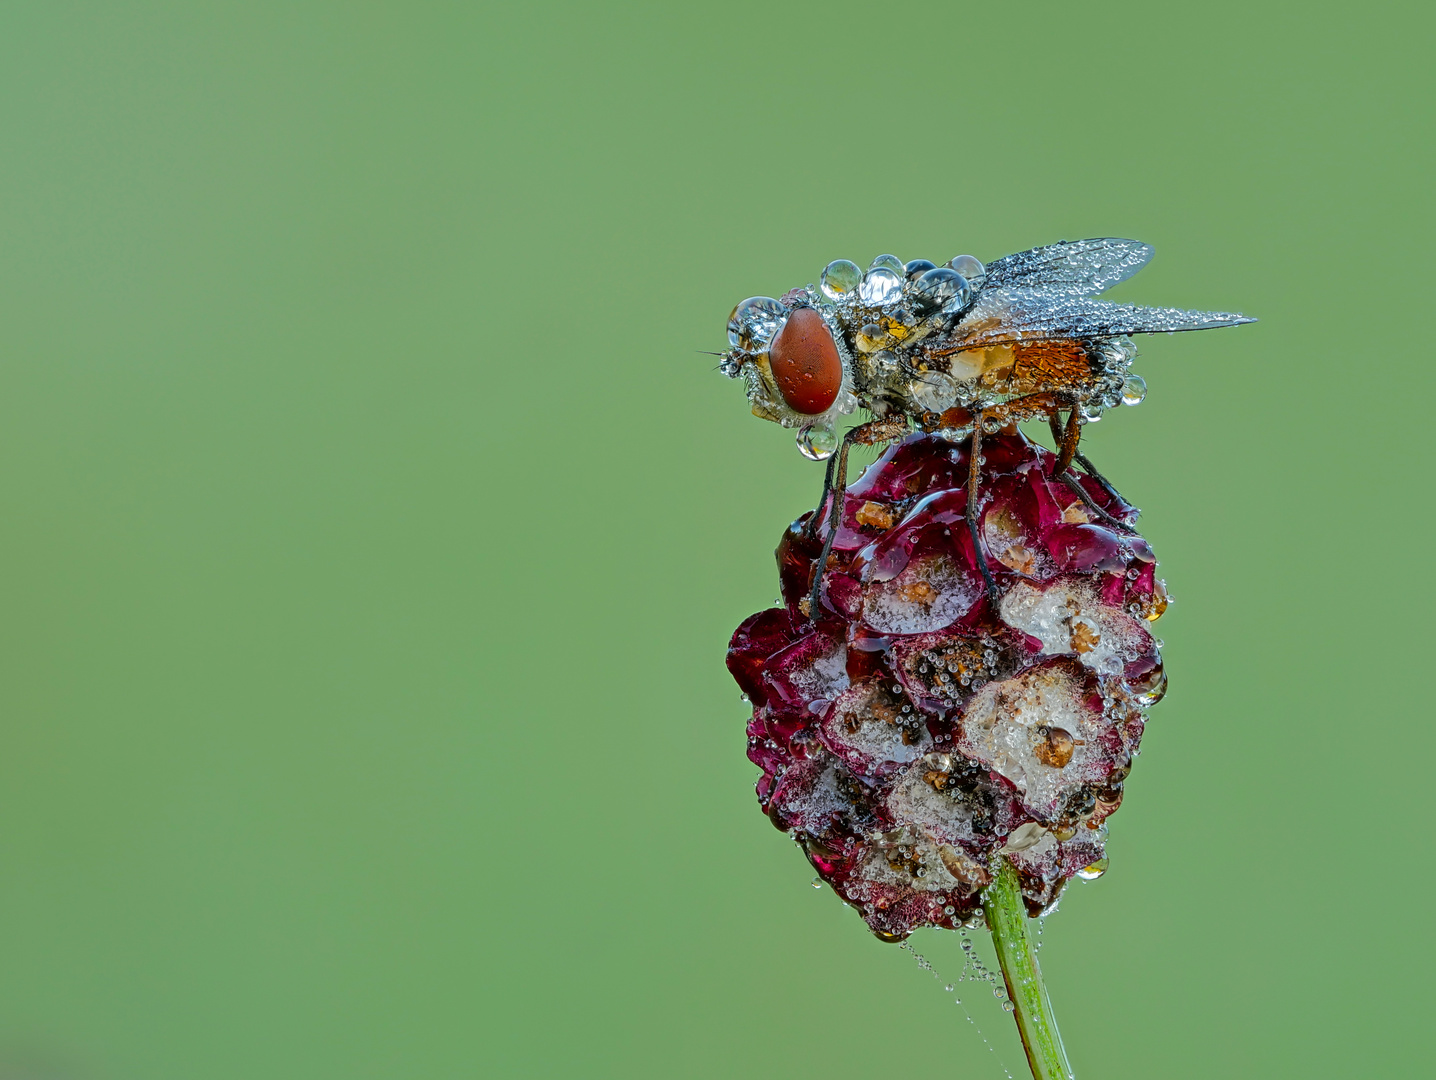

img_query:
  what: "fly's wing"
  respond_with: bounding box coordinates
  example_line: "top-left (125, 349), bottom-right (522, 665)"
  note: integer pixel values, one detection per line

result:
top-left (981, 238), bottom-right (1155, 296)
top-left (940, 289), bottom-right (1255, 350)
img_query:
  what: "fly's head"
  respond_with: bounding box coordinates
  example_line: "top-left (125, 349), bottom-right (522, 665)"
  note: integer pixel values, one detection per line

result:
top-left (720, 252), bottom-right (991, 459)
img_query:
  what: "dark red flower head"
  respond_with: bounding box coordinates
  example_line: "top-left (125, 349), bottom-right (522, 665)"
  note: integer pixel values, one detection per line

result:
top-left (729, 432), bottom-right (1168, 941)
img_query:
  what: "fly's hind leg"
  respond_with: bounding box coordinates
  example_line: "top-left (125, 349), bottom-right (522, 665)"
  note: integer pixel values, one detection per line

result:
top-left (1073, 450), bottom-right (1123, 504)
top-left (1047, 406), bottom-right (1134, 531)
top-left (807, 418), bottom-right (908, 623)
top-left (967, 412), bottom-right (1000, 605)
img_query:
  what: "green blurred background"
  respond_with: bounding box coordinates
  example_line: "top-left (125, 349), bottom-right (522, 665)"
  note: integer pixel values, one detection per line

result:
top-left (0, 1), bottom-right (1429, 1077)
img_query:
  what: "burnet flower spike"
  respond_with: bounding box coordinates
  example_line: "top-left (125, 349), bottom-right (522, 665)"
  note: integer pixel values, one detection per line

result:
top-left (717, 241), bottom-right (1252, 1080)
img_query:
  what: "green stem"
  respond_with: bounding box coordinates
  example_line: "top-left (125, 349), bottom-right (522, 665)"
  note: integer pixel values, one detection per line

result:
top-left (984, 858), bottom-right (1074, 1080)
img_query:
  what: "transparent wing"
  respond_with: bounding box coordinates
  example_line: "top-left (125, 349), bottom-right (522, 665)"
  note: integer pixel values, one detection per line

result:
top-left (981, 238), bottom-right (1155, 296)
top-left (942, 289), bottom-right (1255, 349)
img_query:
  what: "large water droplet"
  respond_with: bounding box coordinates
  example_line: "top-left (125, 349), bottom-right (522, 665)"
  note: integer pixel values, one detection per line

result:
top-left (797, 424), bottom-right (839, 461)
top-left (1128, 661), bottom-right (1167, 705)
top-left (909, 267), bottom-right (970, 317)
top-left (947, 254), bottom-right (985, 282)
top-left (820, 259), bottom-right (862, 300)
top-left (910, 371), bottom-right (958, 413)
top-left (869, 254), bottom-right (905, 275)
top-left (727, 296), bottom-right (787, 351)
top-left (1121, 375), bottom-right (1148, 406)
top-left (1076, 856), bottom-right (1110, 880)
top-left (858, 267), bottom-right (904, 307)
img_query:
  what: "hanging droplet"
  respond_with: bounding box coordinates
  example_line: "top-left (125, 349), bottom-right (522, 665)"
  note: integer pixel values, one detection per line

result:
top-left (947, 254), bottom-right (985, 283)
top-left (909, 371), bottom-right (958, 413)
top-left (727, 296), bottom-right (787, 351)
top-left (1127, 660), bottom-right (1167, 705)
top-left (1103, 336), bottom-right (1138, 366)
top-left (1145, 578), bottom-right (1170, 621)
top-left (1076, 857), bottom-right (1110, 880)
top-left (869, 254), bottom-right (905, 275)
top-left (1121, 375), bottom-right (1148, 406)
top-left (1079, 403), bottom-right (1104, 423)
top-left (797, 424), bottom-right (839, 461)
top-left (820, 259), bottom-right (863, 300)
top-left (857, 267), bottom-right (904, 307)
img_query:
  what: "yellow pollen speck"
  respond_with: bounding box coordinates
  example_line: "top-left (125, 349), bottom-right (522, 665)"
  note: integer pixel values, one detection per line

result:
top-left (897, 580), bottom-right (939, 606)
top-left (856, 501), bottom-right (896, 529)
top-left (1071, 620), bottom-right (1101, 654)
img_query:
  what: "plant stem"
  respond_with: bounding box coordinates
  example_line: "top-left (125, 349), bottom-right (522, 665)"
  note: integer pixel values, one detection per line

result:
top-left (984, 858), bottom-right (1074, 1080)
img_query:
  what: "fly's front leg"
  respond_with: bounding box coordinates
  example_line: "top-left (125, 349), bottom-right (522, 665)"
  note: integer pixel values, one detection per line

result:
top-left (806, 418), bottom-right (908, 623)
top-left (966, 412), bottom-right (999, 604)
top-left (805, 444), bottom-right (845, 540)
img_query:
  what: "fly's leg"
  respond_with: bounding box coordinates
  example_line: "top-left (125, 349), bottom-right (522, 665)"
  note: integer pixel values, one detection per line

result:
top-left (1047, 407), bottom-right (1133, 532)
top-left (805, 442), bottom-right (845, 540)
top-left (807, 418), bottom-right (908, 623)
top-left (1047, 411), bottom-right (1066, 456)
top-left (1052, 407), bottom-right (1081, 476)
top-left (967, 413), bottom-right (999, 604)
top-left (1073, 450), bottom-right (1123, 503)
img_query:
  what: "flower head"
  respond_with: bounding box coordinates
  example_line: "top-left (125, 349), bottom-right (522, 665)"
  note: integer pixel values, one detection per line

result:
top-left (729, 431), bottom-right (1167, 940)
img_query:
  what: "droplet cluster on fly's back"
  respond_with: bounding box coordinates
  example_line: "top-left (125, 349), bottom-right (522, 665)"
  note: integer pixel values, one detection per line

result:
top-left (720, 240), bottom-right (1253, 460)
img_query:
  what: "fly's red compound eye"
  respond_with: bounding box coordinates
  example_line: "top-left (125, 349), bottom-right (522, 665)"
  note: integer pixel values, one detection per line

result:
top-left (768, 307), bottom-right (842, 415)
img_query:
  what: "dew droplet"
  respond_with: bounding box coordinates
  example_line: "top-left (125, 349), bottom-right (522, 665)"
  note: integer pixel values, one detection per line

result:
top-left (797, 424), bottom-right (839, 461)
top-left (869, 253), bottom-right (905, 275)
top-left (1077, 856), bottom-right (1110, 880)
top-left (1127, 662), bottom-right (1168, 705)
top-left (855, 323), bottom-right (893, 353)
top-left (910, 371), bottom-right (958, 413)
top-left (909, 267), bottom-right (970, 317)
top-left (858, 267), bottom-right (904, 307)
top-left (726, 296), bottom-right (787, 351)
top-left (820, 259), bottom-right (862, 300)
top-left (1121, 375), bottom-right (1148, 406)
top-left (947, 254), bottom-right (985, 282)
